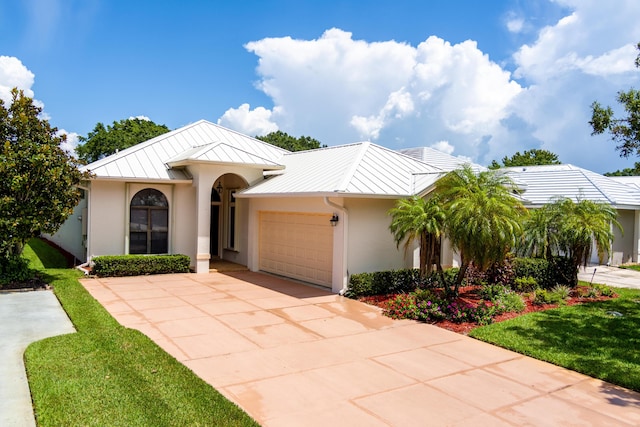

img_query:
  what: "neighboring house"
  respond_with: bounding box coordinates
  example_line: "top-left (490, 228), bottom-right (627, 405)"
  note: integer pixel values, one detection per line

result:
top-left (49, 120), bottom-right (458, 293)
top-left (49, 120), bottom-right (640, 293)
top-left (502, 164), bottom-right (640, 265)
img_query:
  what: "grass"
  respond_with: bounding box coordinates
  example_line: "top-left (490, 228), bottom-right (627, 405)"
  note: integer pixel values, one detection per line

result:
top-left (23, 238), bottom-right (258, 427)
top-left (469, 287), bottom-right (640, 392)
top-left (619, 264), bottom-right (640, 272)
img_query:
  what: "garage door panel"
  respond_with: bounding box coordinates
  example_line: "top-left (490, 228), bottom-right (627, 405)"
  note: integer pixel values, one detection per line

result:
top-left (259, 211), bottom-right (333, 288)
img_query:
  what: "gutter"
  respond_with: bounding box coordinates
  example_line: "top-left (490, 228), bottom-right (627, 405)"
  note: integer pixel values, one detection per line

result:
top-left (324, 197), bottom-right (349, 295)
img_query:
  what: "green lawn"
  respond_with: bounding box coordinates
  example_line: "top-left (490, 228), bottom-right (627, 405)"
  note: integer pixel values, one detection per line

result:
top-left (469, 287), bottom-right (640, 392)
top-left (23, 239), bottom-right (258, 427)
top-left (619, 264), bottom-right (640, 272)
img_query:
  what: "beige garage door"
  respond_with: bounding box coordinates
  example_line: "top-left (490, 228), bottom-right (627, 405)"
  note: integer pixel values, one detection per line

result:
top-left (259, 211), bottom-right (333, 288)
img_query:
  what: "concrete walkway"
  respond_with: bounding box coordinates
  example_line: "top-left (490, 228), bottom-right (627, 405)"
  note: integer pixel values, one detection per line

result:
top-left (579, 265), bottom-right (640, 289)
top-left (81, 272), bottom-right (640, 426)
top-left (0, 290), bottom-right (75, 427)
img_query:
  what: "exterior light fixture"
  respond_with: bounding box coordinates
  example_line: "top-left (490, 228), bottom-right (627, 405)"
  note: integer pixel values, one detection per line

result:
top-left (329, 213), bottom-right (339, 227)
top-left (216, 181), bottom-right (223, 194)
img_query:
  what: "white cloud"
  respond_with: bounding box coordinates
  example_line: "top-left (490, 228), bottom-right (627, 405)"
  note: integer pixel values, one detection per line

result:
top-left (234, 29), bottom-right (522, 160)
top-left (57, 129), bottom-right (79, 156)
top-left (0, 56), bottom-right (35, 104)
top-left (223, 2), bottom-right (640, 174)
top-left (217, 103), bottom-right (279, 136)
top-left (129, 115), bottom-right (151, 121)
top-left (430, 140), bottom-right (455, 155)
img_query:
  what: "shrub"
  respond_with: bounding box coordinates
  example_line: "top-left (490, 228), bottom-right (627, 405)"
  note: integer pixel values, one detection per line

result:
top-left (344, 272), bottom-right (375, 297)
top-left (513, 257), bottom-right (550, 288)
top-left (92, 254), bottom-right (191, 277)
top-left (513, 276), bottom-right (539, 293)
top-left (549, 256), bottom-right (576, 287)
top-left (468, 302), bottom-right (495, 326)
top-left (415, 299), bottom-right (447, 322)
top-left (0, 254), bottom-right (32, 285)
top-left (384, 294), bottom-right (417, 320)
top-left (484, 256), bottom-right (515, 286)
top-left (533, 287), bottom-right (566, 305)
top-left (478, 283), bottom-right (510, 301)
top-left (346, 268), bottom-right (461, 298)
top-left (495, 292), bottom-right (526, 313)
top-left (551, 284), bottom-right (572, 300)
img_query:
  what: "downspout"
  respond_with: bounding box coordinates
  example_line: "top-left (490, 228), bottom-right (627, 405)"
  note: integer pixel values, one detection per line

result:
top-left (324, 197), bottom-right (348, 295)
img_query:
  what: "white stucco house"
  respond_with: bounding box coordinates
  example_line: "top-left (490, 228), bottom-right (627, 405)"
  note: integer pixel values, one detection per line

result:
top-left (48, 120), bottom-right (640, 293)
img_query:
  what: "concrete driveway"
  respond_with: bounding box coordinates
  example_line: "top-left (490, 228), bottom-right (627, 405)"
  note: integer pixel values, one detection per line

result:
top-left (579, 265), bottom-right (640, 289)
top-left (81, 272), bottom-right (640, 426)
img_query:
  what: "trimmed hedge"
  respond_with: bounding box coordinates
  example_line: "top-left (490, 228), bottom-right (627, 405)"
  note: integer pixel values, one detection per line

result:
top-left (92, 254), bottom-right (191, 277)
top-left (345, 268), bottom-right (423, 298)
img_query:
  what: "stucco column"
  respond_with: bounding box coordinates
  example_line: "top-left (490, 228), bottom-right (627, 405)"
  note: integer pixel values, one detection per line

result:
top-left (194, 172), bottom-right (213, 273)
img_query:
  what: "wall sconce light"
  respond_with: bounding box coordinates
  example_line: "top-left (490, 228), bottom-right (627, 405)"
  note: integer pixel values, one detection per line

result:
top-left (216, 181), bottom-right (223, 194)
top-left (329, 213), bottom-right (339, 227)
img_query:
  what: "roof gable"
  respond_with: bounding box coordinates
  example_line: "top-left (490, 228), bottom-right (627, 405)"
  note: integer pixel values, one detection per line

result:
top-left (83, 120), bottom-right (289, 180)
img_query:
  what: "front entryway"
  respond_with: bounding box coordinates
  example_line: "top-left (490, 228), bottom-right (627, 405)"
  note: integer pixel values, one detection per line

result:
top-left (258, 211), bottom-right (333, 288)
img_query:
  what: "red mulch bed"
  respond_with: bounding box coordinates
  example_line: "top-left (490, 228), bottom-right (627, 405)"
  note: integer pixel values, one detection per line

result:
top-left (359, 285), bottom-right (613, 335)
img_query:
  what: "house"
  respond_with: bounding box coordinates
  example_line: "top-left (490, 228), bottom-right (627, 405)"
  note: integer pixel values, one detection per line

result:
top-left (501, 164), bottom-right (640, 265)
top-left (49, 119), bottom-right (640, 293)
top-left (49, 120), bottom-right (461, 293)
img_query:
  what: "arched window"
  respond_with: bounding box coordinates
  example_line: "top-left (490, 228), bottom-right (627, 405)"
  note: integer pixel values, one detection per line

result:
top-left (130, 189), bottom-right (169, 254)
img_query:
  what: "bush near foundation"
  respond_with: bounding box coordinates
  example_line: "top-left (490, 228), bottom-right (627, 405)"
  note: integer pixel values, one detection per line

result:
top-left (92, 254), bottom-right (191, 277)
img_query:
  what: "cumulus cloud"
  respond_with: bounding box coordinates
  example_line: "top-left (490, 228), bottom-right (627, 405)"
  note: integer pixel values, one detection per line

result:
top-left (0, 56), bottom-right (35, 104)
top-left (430, 140), bottom-right (455, 155)
top-left (220, 2), bottom-right (640, 173)
top-left (218, 103), bottom-right (279, 136)
top-left (227, 29), bottom-right (522, 160)
top-left (57, 129), bottom-right (79, 155)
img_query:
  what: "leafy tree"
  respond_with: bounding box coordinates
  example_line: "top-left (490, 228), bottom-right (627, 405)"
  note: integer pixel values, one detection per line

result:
top-left (0, 88), bottom-right (91, 280)
top-left (590, 42), bottom-right (640, 158)
top-left (256, 130), bottom-right (326, 152)
top-left (388, 195), bottom-right (446, 280)
top-left (76, 117), bottom-right (170, 163)
top-left (435, 165), bottom-right (527, 295)
top-left (604, 161), bottom-right (640, 176)
top-left (519, 198), bottom-right (621, 286)
top-left (488, 149), bottom-right (561, 169)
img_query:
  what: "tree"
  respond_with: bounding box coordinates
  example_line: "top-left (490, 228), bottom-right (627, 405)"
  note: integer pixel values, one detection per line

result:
top-left (256, 130), bottom-right (326, 152)
top-left (388, 195), bottom-right (446, 280)
top-left (0, 89), bottom-right (91, 279)
top-left (76, 117), bottom-right (170, 163)
top-left (590, 42), bottom-right (640, 158)
top-left (519, 198), bottom-right (621, 286)
top-left (604, 161), bottom-right (640, 176)
top-left (488, 149), bottom-right (561, 169)
top-left (435, 165), bottom-right (527, 295)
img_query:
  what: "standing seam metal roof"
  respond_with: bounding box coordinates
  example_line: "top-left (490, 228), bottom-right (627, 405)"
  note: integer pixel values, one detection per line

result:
top-left (502, 164), bottom-right (640, 207)
top-left (239, 142), bottom-right (442, 197)
top-left (83, 120), bottom-right (289, 180)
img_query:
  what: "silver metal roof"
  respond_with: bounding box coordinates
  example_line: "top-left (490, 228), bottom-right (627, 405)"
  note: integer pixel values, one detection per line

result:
top-left (83, 120), bottom-right (289, 180)
top-left (502, 164), bottom-right (640, 208)
top-left (399, 147), bottom-right (486, 172)
top-left (239, 142), bottom-right (442, 198)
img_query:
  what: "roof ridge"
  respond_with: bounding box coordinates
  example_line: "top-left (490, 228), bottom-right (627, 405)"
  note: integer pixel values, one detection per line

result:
top-left (336, 142), bottom-right (371, 191)
top-left (214, 142), bottom-right (284, 166)
top-left (579, 167), bottom-right (619, 204)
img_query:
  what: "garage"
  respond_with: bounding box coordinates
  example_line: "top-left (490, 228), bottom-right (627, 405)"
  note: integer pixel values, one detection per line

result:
top-left (259, 211), bottom-right (333, 288)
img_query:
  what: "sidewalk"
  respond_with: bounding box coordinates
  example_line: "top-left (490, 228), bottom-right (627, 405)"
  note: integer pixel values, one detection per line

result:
top-left (0, 291), bottom-right (75, 427)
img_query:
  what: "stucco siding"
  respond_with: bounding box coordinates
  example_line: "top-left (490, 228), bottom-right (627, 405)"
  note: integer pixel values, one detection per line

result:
top-left (45, 192), bottom-right (88, 263)
top-left (87, 181), bottom-right (127, 258)
top-left (612, 209), bottom-right (634, 265)
top-left (344, 198), bottom-right (406, 274)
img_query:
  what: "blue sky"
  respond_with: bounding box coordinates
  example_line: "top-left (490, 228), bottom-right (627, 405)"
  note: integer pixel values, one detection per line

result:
top-left (2, 0), bottom-right (639, 173)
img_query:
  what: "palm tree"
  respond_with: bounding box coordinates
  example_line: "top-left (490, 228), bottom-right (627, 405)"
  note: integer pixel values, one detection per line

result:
top-left (522, 197), bottom-right (621, 286)
top-left (519, 206), bottom-right (558, 259)
top-left (435, 165), bottom-right (527, 295)
top-left (388, 195), bottom-right (446, 279)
